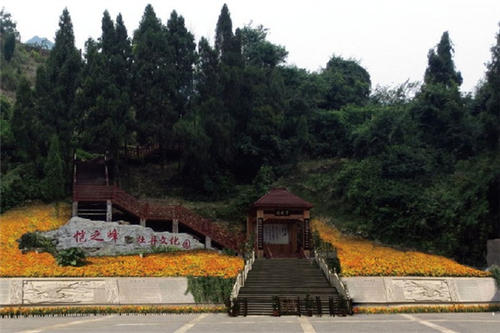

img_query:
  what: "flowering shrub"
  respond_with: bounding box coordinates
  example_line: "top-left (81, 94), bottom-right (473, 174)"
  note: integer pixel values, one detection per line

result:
top-left (0, 305), bottom-right (226, 318)
top-left (0, 203), bottom-right (243, 278)
top-left (311, 219), bottom-right (490, 277)
top-left (354, 304), bottom-right (500, 314)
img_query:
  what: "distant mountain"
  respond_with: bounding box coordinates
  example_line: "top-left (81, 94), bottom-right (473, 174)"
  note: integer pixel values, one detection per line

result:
top-left (26, 36), bottom-right (54, 50)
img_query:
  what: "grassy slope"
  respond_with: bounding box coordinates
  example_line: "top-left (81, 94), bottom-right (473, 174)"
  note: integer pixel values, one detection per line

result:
top-left (120, 158), bottom-right (361, 237)
top-left (0, 42), bottom-right (48, 102)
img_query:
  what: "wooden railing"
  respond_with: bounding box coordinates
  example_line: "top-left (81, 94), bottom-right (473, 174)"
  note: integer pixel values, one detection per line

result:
top-left (121, 144), bottom-right (160, 160)
top-left (73, 184), bottom-right (243, 251)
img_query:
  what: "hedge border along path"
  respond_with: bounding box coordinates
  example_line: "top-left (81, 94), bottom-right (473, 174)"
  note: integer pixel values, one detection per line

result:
top-left (0, 305), bottom-right (226, 318)
top-left (311, 219), bottom-right (490, 277)
top-left (353, 304), bottom-right (500, 314)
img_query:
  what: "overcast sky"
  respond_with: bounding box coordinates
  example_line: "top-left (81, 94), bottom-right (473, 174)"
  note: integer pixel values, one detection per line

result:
top-left (3, 0), bottom-right (500, 93)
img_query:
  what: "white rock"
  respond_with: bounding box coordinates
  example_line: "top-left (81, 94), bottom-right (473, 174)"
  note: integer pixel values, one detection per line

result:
top-left (42, 217), bottom-right (204, 256)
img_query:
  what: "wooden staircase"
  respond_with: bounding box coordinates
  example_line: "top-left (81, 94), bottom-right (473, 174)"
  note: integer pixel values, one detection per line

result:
top-left (72, 157), bottom-right (243, 252)
top-left (235, 258), bottom-right (349, 316)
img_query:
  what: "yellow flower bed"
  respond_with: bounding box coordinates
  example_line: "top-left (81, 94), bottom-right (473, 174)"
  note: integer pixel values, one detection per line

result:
top-left (0, 203), bottom-right (243, 278)
top-left (311, 219), bottom-right (489, 277)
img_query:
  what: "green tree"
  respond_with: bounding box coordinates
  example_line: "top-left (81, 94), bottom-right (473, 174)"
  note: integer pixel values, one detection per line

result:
top-left (0, 8), bottom-right (19, 62)
top-left (2, 32), bottom-right (15, 61)
top-left (166, 10), bottom-right (196, 119)
top-left (42, 135), bottom-right (65, 201)
top-left (132, 4), bottom-right (175, 164)
top-left (76, 12), bottom-right (133, 180)
top-left (36, 8), bottom-right (81, 177)
top-left (240, 24), bottom-right (288, 68)
top-left (481, 23), bottom-right (500, 149)
top-left (318, 56), bottom-right (371, 110)
top-left (196, 37), bottom-right (219, 101)
top-left (11, 78), bottom-right (39, 162)
top-left (412, 32), bottom-right (475, 158)
top-left (424, 31), bottom-right (463, 87)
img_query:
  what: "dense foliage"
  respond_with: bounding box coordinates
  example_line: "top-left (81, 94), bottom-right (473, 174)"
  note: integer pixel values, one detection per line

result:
top-left (1, 6), bottom-right (499, 266)
top-left (186, 276), bottom-right (235, 303)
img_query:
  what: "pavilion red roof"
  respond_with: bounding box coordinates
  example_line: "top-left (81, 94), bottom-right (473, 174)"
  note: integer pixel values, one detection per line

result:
top-left (253, 188), bottom-right (313, 209)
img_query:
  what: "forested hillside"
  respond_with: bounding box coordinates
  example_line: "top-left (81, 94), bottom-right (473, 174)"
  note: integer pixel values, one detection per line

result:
top-left (1, 5), bottom-right (499, 267)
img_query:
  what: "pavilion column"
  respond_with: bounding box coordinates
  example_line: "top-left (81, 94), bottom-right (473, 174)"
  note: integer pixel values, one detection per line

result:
top-left (72, 201), bottom-right (78, 217)
top-left (257, 209), bottom-right (264, 258)
top-left (172, 219), bottom-right (179, 233)
top-left (106, 200), bottom-right (112, 222)
top-left (303, 209), bottom-right (311, 255)
top-left (205, 236), bottom-right (211, 249)
top-left (140, 218), bottom-right (146, 227)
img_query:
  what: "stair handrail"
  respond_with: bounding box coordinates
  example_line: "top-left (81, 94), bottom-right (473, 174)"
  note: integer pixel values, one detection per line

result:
top-left (230, 249), bottom-right (255, 302)
top-left (313, 249), bottom-right (351, 303)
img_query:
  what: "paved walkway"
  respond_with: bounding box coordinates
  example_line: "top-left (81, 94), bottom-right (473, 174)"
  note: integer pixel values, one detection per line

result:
top-left (1, 312), bottom-right (499, 333)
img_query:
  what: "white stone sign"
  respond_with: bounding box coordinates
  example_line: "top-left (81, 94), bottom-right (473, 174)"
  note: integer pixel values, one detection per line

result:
top-left (41, 217), bottom-right (204, 256)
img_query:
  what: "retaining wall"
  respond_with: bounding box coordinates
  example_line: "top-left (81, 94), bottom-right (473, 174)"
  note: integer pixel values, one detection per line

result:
top-left (0, 277), bottom-right (194, 306)
top-left (342, 276), bottom-right (500, 305)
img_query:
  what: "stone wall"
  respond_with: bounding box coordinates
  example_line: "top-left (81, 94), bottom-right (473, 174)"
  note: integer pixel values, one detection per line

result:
top-left (0, 278), bottom-right (195, 305)
top-left (343, 277), bottom-right (500, 304)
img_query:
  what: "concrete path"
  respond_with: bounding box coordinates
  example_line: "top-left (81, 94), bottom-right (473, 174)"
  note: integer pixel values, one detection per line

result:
top-left (1, 312), bottom-right (499, 333)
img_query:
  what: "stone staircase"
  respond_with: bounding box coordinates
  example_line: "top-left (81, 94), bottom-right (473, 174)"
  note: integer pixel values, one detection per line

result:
top-left (235, 258), bottom-right (349, 316)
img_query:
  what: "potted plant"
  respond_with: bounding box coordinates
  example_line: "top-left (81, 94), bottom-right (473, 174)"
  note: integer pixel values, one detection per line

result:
top-left (272, 296), bottom-right (280, 316)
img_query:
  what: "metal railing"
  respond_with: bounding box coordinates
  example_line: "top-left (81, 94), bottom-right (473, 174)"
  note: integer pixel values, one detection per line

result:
top-left (230, 250), bottom-right (255, 302)
top-left (314, 249), bottom-right (352, 313)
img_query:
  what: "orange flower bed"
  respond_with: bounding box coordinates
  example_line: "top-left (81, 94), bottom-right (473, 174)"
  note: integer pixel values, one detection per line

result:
top-left (0, 203), bottom-right (243, 278)
top-left (311, 219), bottom-right (489, 277)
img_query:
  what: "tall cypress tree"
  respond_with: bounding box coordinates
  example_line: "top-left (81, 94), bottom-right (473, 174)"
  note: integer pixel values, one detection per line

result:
top-left (36, 8), bottom-right (81, 176)
top-left (424, 31), bottom-right (463, 87)
top-left (482, 24), bottom-right (500, 148)
top-left (413, 32), bottom-right (472, 157)
top-left (166, 10), bottom-right (196, 119)
top-left (76, 11), bottom-right (133, 181)
top-left (132, 5), bottom-right (175, 164)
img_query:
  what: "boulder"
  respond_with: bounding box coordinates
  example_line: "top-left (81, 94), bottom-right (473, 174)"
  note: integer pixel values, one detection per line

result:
top-left (42, 217), bottom-right (204, 256)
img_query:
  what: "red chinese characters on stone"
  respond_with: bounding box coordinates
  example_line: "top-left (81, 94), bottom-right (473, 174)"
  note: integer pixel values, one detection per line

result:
top-left (90, 230), bottom-right (104, 241)
top-left (107, 229), bottom-right (118, 242)
top-left (137, 235), bottom-right (146, 244)
top-left (159, 236), bottom-right (168, 245)
top-left (150, 235), bottom-right (157, 246)
top-left (73, 230), bottom-right (86, 243)
top-left (169, 236), bottom-right (180, 246)
top-left (182, 239), bottom-right (191, 249)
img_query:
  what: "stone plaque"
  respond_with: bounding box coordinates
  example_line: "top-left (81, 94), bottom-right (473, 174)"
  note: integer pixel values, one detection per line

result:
top-left (22, 280), bottom-right (111, 304)
top-left (392, 279), bottom-right (451, 302)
